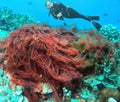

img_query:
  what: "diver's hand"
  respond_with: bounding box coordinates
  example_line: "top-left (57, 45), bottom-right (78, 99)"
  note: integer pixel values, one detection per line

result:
top-left (57, 12), bottom-right (62, 18)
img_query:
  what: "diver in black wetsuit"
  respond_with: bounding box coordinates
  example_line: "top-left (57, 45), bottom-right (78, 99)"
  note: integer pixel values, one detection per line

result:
top-left (45, 1), bottom-right (102, 31)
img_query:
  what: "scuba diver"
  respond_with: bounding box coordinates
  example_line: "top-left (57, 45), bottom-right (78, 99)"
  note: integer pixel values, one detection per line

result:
top-left (45, 1), bottom-right (102, 31)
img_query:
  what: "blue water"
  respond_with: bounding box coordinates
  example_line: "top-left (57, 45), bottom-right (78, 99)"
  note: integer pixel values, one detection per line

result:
top-left (0, 1), bottom-right (120, 102)
top-left (0, 0), bottom-right (120, 29)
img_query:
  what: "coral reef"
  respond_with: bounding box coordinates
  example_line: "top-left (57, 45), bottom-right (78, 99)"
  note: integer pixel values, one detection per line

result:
top-left (100, 24), bottom-right (120, 43)
top-left (76, 28), bottom-right (120, 102)
top-left (0, 5), bottom-right (119, 102)
top-left (0, 24), bottom-right (114, 102)
top-left (0, 69), bottom-right (28, 102)
top-left (0, 7), bottom-right (37, 32)
top-left (99, 88), bottom-right (120, 102)
top-left (0, 29), bottom-right (9, 39)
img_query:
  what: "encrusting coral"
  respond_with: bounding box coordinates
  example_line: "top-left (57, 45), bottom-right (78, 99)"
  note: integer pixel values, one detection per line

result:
top-left (0, 24), bottom-right (114, 102)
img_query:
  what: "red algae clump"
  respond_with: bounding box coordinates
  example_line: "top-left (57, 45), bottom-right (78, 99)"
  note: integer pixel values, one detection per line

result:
top-left (0, 24), bottom-right (113, 102)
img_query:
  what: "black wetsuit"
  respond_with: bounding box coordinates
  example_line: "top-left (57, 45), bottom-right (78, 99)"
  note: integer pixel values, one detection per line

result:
top-left (49, 2), bottom-right (102, 30)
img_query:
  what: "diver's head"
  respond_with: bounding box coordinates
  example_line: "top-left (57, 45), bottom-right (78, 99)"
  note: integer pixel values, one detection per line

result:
top-left (45, 1), bottom-right (54, 8)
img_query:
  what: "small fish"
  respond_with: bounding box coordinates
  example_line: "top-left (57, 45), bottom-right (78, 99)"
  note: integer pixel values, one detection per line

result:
top-left (28, 1), bottom-right (32, 5)
top-left (103, 13), bottom-right (108, 16)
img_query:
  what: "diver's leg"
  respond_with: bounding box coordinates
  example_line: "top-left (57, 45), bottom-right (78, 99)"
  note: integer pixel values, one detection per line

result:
top-left (65, 8), bottom-right (102, 30)
top-left (65, 8), bottom-right (91, 20)
top-left (66, 8), bottom-right (100, 21)
top-left (79, 14), bottom-right (92, 21)
top-left (87, 16), bottom-right (100, 20)
top-left (64, 7), bottom-right (86, 18)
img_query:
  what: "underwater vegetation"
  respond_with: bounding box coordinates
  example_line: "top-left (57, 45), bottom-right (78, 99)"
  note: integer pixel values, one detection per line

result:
top-left (0, 23), bottom-right (120, 102)
top-left (0, 6), bottom-right (120, 102)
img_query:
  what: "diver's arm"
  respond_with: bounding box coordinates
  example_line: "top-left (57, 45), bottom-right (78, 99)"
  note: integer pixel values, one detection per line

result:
top-left (51, 8), bottom-right (63, 19)
top-left (49, 8), bottom-right (58, 19)
top-left (51, 2), bottom-right (66, 26)
top-left (52, 2), bottom-right (65, 18)
top-left (52, 13), bottom-right (58, 19)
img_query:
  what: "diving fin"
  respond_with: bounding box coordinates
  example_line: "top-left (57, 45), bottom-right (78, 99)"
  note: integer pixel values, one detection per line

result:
top-left (91, 21), bottom-right (102, 31)
top-left (64, 22), bottom-right (67, 26)
top-left (88, 16), bottom-right (100, 21)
